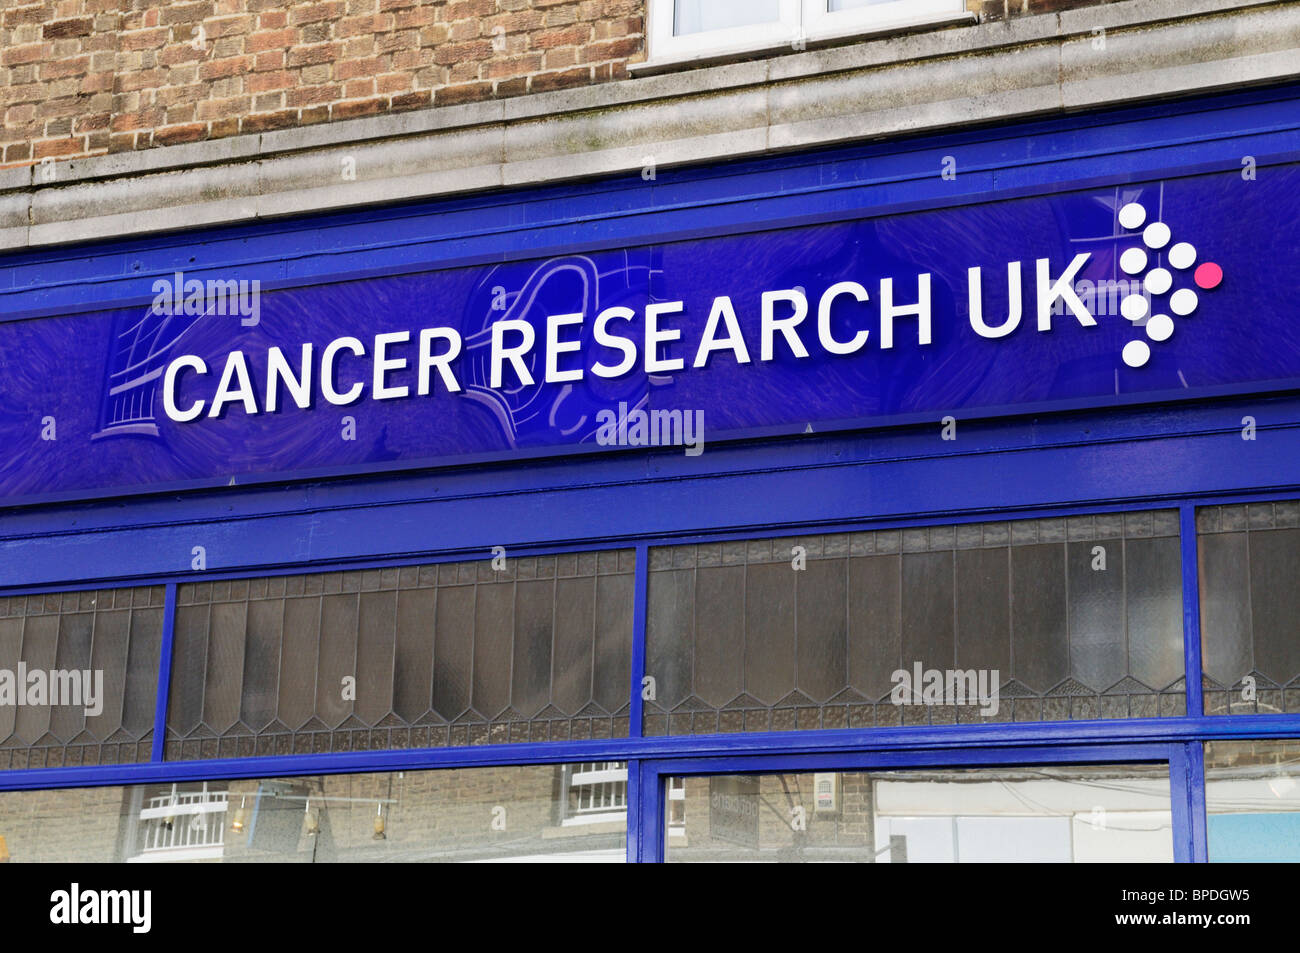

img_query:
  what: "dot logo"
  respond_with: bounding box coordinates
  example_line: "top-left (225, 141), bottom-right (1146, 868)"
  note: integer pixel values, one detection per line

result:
top-left (1116, 202), bottom-right (1223, 368)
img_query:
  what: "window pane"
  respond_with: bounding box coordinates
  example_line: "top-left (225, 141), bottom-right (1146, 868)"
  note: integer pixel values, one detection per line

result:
top-left (674, 0), bottom-right (781, 35)
top-left (665, 764), bottom-right (1173, 862)
top-left (167, 552), bottom-right (635, 759)
top-left (0, 587), bottom-right (163, 770)
top-left (1198, 502), bottom-right (1300, 714)
top-left (1205, 740), bottom-right (1300, 862)
top-left (829, 0), bottom-right (909, 9)
top-left (0, 764), bottom-right (625, 862)
top-left (644, 513), bottom-right (1184, 736)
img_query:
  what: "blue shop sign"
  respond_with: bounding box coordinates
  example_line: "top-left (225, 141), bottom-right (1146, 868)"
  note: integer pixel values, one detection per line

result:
top-left (1, 164), bottom-right (1295, 504)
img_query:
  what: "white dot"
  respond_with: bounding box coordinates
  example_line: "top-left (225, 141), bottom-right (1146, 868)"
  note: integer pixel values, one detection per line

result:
top-left (1118, 202), bottom-right (1147, 230)
top-left (1123, 340), bottom-right (1151, 368)
top-left (1143, 222), bottom-right (1171, 249)
top-left (1119, 247), bottom-right (1147, 275)
top-left (1168, 242), bottom-right (1196, 269)
top-left (1121, 293), bottom-right (1149, 321)
top-left (1144, 268), bottom-right (1172, 296)
top-left (1170, 288), bottom-right (1198, 315)
top-left (1146, 314), bottom-right (1174, 342)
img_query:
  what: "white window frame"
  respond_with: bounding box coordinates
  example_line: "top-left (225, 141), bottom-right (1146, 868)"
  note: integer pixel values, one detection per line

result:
top-left (648, 0), bottom-right (801, 64)
top-left (644, 0), bottom-right (970, 68)
top-left (802, 0), bottom-right (968, 43)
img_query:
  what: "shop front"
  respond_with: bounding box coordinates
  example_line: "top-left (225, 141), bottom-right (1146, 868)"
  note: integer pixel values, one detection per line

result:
top-left (0, 81), bottom-right (1298, 862)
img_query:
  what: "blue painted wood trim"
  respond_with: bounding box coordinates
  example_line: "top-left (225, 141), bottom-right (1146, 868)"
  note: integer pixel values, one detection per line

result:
top-left (1180, 505), bottom-right (1205, 717)
top-left (2, 397), bottom-right (1297, 589)
top-left (2, 84), bottom-right (1298, 322)
top-left (149, 582), bottom-right (177, 763)
top-left (3, 713), bottom-right (1297, 792)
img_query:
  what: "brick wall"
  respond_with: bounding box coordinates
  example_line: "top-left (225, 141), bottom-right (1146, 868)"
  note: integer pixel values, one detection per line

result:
top-left (0, 0), bottom-right (644, 169)
top-left (0, 0), bottom-right (1127, 172)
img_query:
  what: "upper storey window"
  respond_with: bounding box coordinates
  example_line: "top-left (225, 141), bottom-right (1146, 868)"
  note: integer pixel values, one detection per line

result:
top-left (647, 0), bottom-right (969, 66)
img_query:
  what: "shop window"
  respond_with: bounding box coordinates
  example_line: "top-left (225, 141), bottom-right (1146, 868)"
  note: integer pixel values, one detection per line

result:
top-left (0, 587), bottom-right (164, 770)
top-left (0, 765), bottom-right (626, 863)
top-left (165, 551), bottom-right (636, 760)
top-left (648, 0), bottom-right (967, 64)
top-left (1204, 740), bottom-right (1300, 862)
top-left (643, 512), bottom-right (1185, 736)
top-left (1197, 502), bottom-right (1300, 715)
top-left (664, 764), bottom-right (1173, 862)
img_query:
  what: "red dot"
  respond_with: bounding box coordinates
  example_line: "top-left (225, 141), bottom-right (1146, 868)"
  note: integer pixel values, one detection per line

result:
top-left (1194, 262), bottom-right (1223, 289)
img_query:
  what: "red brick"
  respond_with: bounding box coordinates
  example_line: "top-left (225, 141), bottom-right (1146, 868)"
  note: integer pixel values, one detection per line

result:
top-left (43, 18), bottom-right (94, 39)
top-left (3, 6), bottom-right (47, 29)
top-left (285, 83), bottom-right (341, 107)
top-left (2, 43), bottom-right (51, 67)
top-left (332, 97), bottom-right (386, 119)
top-left (37, 56), bottom-right (90, 80)
top-left (494, 76), bottom-right (528, 97)
top-left (33, 137), bottom-right (86, 158)
top-left (154, 122), bottom-right (208, 145)
top-left (120, 27), bottom-right (170, 50)
top-left (530, 65), bottom-right (590, 92)
top-left (247, 28), bottom-right (295, 51)
top-left (209, 116), bottom-right (240, 137)
top-left (534, 25), bottom-right (590, 48)
top-left (432, 39), bottom-right (492, 64)
top-left (286, 42), bottom-right (342, 66)
top-left (248, 69), bottom-right (293, 93)
top-left (291, 2), bottom-right (346, 26)
top-left (390, 89), bottom-right (431, 109)
top-left (337, 56), bottom-right (386, 79)
top-left (240, 108), bottom-right (300, 132)
top-left (435, 81), bottom-right (492, 106)
top-left (198, 55), bottom-right (253, 80)
top-left (581, 36), bottom-right (640, 62)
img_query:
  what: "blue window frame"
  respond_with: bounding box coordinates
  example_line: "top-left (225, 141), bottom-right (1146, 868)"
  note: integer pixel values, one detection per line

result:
top-left (2, 82), bottom-right (1299, 861)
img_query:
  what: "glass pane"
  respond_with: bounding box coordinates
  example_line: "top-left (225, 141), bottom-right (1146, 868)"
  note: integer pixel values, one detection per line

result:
top-left (829, 0), bottom-right (911, 9)
top-left (0, 587), bottom-right (163, 770)
top-left (644, 513), bottom-right (1184, 735)
top-left (1205, 740), bottom-right (1300, 862)
top-left (674, 0), bottom-right (781, 35)
top-left (0, 764), bottom-right (626, 862)
top-left (665, 764), bottom-right (1172, 862)
top-left (1198, 502), bottom-right (1300, 714)
top-left (167, 551), bottom-right (635, 759)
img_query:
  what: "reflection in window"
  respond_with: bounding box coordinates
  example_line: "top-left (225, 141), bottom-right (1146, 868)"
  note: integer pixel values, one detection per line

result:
top-left (0, 587), bottom-right (164, 770)
top-left (665, 765), bottom-right (1173, 862)
top-left (1205, 740), bottom-right (1300, 862)
top-left (644, 512), bottom-right (1185, 736)
top-left (166, 551), bottom-right (635, 760)
top-left (1198, 503), bottom-right (1300, 714)
top-left (560, 762), bottom-right (628, 826)
top-left (0, 765), bottom-right (626, 863)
